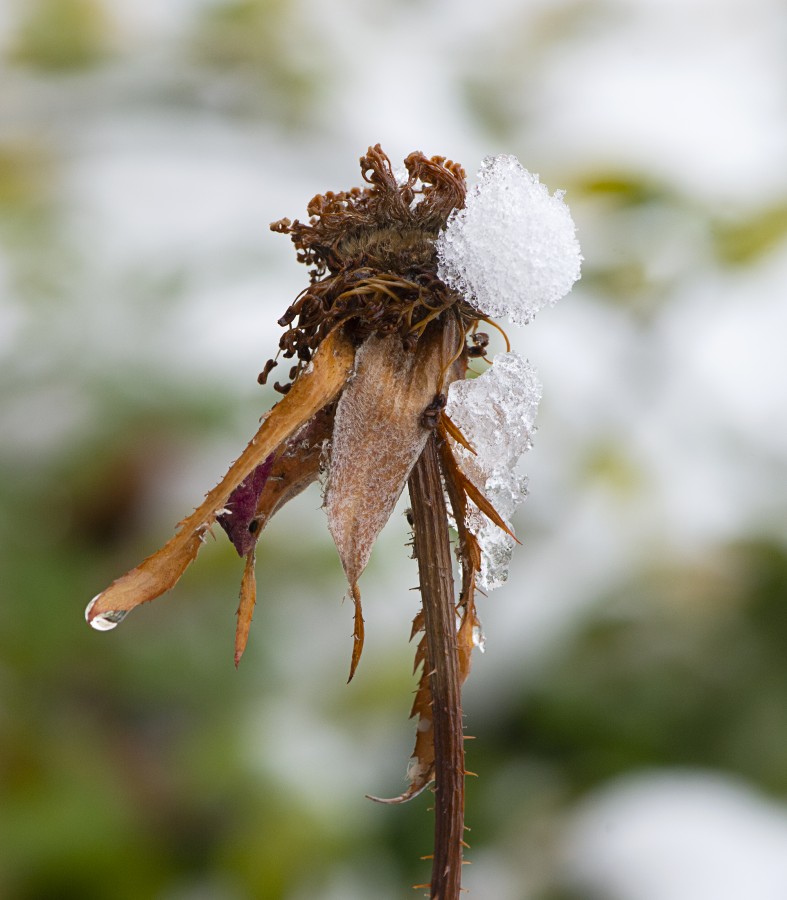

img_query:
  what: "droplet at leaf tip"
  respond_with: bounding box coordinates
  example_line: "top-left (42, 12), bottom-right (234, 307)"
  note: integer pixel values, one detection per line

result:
top-left (85, 594), bottom-right (128, 632)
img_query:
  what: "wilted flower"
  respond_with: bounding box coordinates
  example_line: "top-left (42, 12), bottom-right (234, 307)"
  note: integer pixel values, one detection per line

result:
top-left (86, 145), bottom-right (580, 897)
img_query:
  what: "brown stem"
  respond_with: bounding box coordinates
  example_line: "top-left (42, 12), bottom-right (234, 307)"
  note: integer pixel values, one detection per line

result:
top-left (408, 433), bottom-right (464, 900)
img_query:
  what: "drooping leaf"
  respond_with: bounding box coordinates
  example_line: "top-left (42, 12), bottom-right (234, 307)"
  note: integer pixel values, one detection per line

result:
top-left (86, 328), bottom-right (355, 625)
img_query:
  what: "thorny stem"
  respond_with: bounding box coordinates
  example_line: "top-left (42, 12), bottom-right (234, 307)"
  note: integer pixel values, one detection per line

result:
top-left (409, 433), bottom-right (464, 900)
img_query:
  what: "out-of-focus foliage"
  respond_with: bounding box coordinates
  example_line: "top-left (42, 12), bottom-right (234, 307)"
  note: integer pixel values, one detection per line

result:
top-left (190, 0), bottom-right (323, 126)
top-left (1, 0), bottom-right (786, 898)
top-left (9, 0), bottom-right (111, 71)
top-left (712, 204), bottom-right (787, 266)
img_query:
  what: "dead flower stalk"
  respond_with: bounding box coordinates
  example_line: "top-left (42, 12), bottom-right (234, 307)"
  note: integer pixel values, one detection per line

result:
top-left (86, 145), bottom-right (581, 898)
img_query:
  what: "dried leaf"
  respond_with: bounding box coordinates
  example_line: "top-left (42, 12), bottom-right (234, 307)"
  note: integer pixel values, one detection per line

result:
top-left (439, 434), bottom-right (483, 604)
top-left (441, 412), bottom-right (476, 456)
top-left (369, 592), bottom-right (480, 806)
top-left (235, 549), bottom-right (256, 667)
top-left (456, 594), bottom-right (480, 684)
top-left (368, 613), bottom-right (435, 804)
top-left (87, 328), bottom-right (355, 625)
top-left (439, 427), bottom-right (519, 543)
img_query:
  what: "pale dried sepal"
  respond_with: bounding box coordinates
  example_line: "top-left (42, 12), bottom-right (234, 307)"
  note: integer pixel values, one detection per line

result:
top-left (326, 319), bottom-right (459, 588)
top-left (87, 329), bottom-right (355, 625)
top-left (234, 548), bottom-right (256, 667)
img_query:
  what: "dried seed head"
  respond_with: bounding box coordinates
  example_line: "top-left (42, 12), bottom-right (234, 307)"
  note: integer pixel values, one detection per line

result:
top-left (268, 145), bottom-right (476, 391)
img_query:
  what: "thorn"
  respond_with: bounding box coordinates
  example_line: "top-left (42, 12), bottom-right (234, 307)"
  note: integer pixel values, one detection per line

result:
top-left (464, 770), bottom-right (479, 778)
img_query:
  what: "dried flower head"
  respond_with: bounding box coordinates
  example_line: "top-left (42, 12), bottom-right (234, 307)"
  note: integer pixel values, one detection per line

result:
top-left (266, 145), bottom-right (472, 381)
top-left (85, 145), bottom-right (581, 899)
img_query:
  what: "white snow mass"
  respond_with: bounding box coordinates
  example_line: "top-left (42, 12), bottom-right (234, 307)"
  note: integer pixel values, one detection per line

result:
top-left (446, 352), bottom-right (542, 591)
top-left (436, 155), bottom-right (581, 326)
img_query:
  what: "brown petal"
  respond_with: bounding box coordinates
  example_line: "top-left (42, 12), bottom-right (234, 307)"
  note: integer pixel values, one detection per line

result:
top-left (348, 582), bottom-right (365, 683)
top-left (234, 548), bottom-right (257, 666)
top-left (326, 319), bottom-right (459, 589)
top-left (86, 328), bottom-right (355, 627)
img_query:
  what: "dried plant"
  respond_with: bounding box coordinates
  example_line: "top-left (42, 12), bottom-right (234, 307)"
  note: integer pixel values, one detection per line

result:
top-left (86, 145), bottom-right (581, 898)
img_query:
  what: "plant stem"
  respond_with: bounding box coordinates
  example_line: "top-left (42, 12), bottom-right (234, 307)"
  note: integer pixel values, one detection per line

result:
top-left (409, 433), bottom-right (464, 900)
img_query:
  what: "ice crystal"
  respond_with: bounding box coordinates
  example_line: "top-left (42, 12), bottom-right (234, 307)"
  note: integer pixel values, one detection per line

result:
top-left (436, 155), bottom-right (581, 326)
top-left (446, 352), bottom-right (542, 590)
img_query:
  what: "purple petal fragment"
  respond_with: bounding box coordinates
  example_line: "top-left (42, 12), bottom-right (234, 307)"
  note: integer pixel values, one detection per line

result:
top-left (218, 453), bottom-right (276, 556)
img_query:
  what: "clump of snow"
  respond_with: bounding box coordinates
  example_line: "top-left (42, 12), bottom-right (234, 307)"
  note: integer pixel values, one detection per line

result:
top-left (446, 352), bottom-right (542, 590)
top-left (436, 155), bottom-right (582, 326)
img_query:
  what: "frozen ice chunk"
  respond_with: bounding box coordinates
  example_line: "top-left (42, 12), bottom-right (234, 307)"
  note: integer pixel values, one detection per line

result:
top-left (436, 155), bottom-right (581, 326)
top-left (446, 352), bottom-right (542, 590)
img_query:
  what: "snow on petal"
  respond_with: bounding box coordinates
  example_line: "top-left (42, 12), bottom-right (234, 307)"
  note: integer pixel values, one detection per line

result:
top-left (436, 155), bottom-right (581, 325)
top-left (446, 352), bottom-right (542, 591)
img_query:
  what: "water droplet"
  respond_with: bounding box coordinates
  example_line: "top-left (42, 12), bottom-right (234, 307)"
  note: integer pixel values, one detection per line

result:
top-left (472, 625), bottom-right (486, 653)
top-left (85, 594), bottom-right (128, 632)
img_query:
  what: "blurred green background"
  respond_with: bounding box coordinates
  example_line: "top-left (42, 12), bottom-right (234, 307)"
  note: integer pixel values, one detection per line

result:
top-left (1, 1), bottom-right (786, 898)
